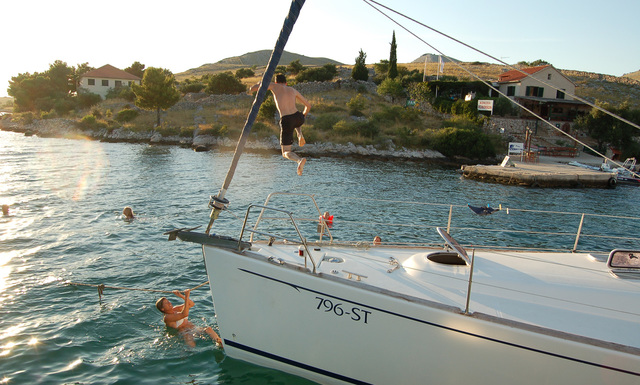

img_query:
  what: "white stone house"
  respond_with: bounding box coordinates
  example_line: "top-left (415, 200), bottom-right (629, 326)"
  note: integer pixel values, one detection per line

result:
top-left (78, 64), bottom-right (141, 99)
top-left (495, 65), bottom-right (588, 121)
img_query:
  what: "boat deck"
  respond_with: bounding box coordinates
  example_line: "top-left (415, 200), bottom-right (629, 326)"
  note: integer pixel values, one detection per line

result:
top-left (250, 241), bottom-right (640, 350)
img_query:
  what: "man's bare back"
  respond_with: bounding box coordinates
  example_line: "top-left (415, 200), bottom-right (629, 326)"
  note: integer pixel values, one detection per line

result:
top-left (249, 75), bottom-right (311, 175)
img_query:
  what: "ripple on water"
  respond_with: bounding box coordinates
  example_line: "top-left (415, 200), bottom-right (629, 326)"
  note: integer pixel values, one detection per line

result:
top-left (1, 130), bottom-right (639, 384)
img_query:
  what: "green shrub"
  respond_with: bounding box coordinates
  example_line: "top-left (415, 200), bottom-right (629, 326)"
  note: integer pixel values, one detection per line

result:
top-left (235, 68), bottom-right (255, 79)
top-left (115, 108), bottom-right (139, 123)
top-left (80, 114), bottom-right (97, 129)
top-left (157, 126), bottom-right (179, 136)
top-left (295, 64), bottom-right (337, 83)
top-left (432, 126), bottom-right (496, 159)
top-left (347, 94), bottom-right (367, 117)
top-left (287, 60), bottom-right (305, 75)
top-left (76, 92), bottom-right (102, 109)
top-left (258, 94), bottom-right (278, 121)
top-left (201, 124), bottom-right (229, 137)
top-left (332, 119), bottom-right (378, 139)
top-left (312, 103), bottom-right (346, 113)
top-left (393, 126), bottom-right (416, 147)
top-left (179, 82), bottom-right (206, 94)
top-left (377, 77), bottom-right (405, 101)
top-left (302, 127), bottom-right (319, 144)
top-left (34, 97), bottom-right (55, 112)
top-left (179, 126), bottom-right (196, 137)
top-left (355, 120), bottom-right (379, 139)
top-left (205, 72), bottom-right (246, 94)
top-left (252, 122), bottom-right (277, 139)
top-left (106, 86), bottom-right (135, 102)
top-left (493, 97), bottom-right (518, 116)
top-left (314, 113), bottom-right (341, 131)
top-left (332, 120), bottom-right (354, 136)
top-left (370, 105), bottom-right (420, 126)
top-left (15, 112), bottom-right (35, 124)
top-left (40, 110), bottom-right (55, 119)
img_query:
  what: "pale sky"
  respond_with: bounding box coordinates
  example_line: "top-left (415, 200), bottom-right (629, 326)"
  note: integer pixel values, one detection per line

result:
top-left (2, 0), bottom-right (638, 97)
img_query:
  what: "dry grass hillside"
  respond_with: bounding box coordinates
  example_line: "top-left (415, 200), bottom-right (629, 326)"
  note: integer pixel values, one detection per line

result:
top-left (624, 70), bottom-right (640, 82)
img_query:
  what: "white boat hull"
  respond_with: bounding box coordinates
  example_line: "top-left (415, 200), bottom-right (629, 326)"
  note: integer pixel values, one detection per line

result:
top-left (203, 243), bottom-right (640, 385)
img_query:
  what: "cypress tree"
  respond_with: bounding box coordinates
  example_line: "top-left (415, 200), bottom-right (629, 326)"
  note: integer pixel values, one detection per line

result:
top-left (388, 31), bottom-right (398, 79)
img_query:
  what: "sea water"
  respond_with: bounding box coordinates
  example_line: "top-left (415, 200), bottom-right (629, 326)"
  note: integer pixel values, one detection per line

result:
top-left (0, 130), bottom-right (638, 384)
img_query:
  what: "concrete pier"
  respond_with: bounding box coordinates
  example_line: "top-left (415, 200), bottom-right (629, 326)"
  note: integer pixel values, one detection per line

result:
top-left (461, 155), bottom-right (617, 188)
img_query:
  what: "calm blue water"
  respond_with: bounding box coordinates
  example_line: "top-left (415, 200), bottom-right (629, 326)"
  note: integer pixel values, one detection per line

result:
top-left (1, 129), bottom-right (638, 384)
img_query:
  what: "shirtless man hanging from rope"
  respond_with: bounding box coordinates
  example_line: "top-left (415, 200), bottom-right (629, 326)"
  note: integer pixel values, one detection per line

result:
top-left (250, 74), bottom-right (311, 176)
top-left (156, 289), bottom-right (222, 347)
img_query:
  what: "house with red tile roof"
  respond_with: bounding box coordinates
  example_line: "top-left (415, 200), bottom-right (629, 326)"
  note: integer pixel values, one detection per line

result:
top-left (495, 65), bottom-right (588, 121)
top-left (78, 64), bottom-right (141, 99)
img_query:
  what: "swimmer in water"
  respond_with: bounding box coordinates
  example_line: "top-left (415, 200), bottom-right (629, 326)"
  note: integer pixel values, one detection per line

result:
top-left (156, 289), bottom-right (222, 347)
top-left (122, 206), bottom-right (135, 220)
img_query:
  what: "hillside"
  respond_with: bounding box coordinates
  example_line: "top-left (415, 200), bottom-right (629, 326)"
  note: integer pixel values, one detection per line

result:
top-left (624, 70), bottom-right (640, 82)
top-left (176, 50), bottom-right (342, 81)
top-left (412, 53), bottom-right (460, 64)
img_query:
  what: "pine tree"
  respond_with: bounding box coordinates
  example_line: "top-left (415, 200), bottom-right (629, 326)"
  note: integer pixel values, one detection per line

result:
top-left (388, 31), bottom-right (398, 79)
top-left (132, 67), bottom-right (180, 127)
top-left (352, 49), bottom-right (368, 81)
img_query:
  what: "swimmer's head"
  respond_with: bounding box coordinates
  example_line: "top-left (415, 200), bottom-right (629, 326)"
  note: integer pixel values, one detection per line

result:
top-left (122, 206), bottom-right (134, 219)
top-left (156, 297), bottom-right (167, 313)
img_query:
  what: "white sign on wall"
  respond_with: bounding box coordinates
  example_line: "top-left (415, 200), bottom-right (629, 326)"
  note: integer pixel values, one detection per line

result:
top-left (477, 100), bottom-right (494, 113)
top-left (508, 142), bottom-right (524, 155)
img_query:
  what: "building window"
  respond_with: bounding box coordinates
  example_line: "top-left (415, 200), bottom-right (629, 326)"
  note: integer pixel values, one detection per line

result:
top-left (115, 80), bottom-right (122, 87)
top-left (102, 79), bottom-right (109, 86)
top-left (507, 86), bottom-right (515, 96)
top-left (547, 74), bottom-right (552, 80)
top-left (88, 79), bottom-right (95, 86)
top-left (525, 86), bottom-right (544, 97)
top-left (128, 81), bottom-right (133, 86)
top-left (556, 90), bottom-right (565, 99)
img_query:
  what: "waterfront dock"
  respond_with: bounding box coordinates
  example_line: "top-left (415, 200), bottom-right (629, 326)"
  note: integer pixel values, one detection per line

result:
top-left (461, 154), bottom-right (617, 188)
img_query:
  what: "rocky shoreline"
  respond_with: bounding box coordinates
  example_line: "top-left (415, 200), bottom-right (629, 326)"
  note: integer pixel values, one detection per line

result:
top-left (0, 117), bottom-right (455, 162)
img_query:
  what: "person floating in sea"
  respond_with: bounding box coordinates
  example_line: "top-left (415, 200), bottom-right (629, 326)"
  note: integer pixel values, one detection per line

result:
top-left (373, 236), bottom-right (382, 245)
top-left (249, 74), bottom-right (311, 176)
top-left (122, 206), bottom-right (135, 220)
top-left (2, 204), bottom-right (9, 216)
top-left (155, 289), bottom-right (222, 348)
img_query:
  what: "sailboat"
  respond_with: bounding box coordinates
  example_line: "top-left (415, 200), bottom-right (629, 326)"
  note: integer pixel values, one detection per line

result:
top-left (166, 1), bottom-right (640, 384)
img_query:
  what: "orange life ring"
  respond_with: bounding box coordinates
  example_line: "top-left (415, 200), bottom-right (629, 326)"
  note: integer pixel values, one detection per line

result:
top-left (319, 214), bottom-right (333, 224)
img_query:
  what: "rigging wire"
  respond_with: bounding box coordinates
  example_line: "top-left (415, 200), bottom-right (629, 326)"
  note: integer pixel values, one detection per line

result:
top-left (362, 0), bottom-right (640, 177)
top-left (363, 0), bottom-right (640, 132)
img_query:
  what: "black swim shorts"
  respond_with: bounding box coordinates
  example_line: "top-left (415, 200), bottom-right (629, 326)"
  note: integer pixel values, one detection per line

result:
top-left (279, 111), bottom-right (305, 146)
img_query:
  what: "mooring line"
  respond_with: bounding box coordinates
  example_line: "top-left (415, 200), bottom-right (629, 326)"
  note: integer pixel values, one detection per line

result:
top-left (65, 280), bottom-right (209, 302)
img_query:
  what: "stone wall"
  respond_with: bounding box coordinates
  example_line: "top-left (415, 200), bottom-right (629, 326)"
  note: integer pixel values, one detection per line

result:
top-left (484, 116), bottom-right (577, 144)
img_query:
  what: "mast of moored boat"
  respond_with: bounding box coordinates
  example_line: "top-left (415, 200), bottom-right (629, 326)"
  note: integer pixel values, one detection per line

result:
top-left (205, 0), bottom-right (306, 235)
